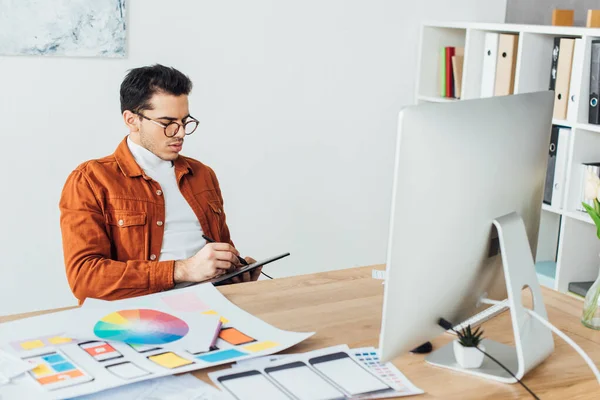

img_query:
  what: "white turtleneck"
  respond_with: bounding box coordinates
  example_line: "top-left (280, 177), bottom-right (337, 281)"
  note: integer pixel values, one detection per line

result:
top-left (127, 136), bottom-right (206, 261)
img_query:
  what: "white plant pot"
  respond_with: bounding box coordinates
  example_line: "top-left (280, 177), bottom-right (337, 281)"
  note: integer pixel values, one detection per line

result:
top-left (453, 340), bottom-right (485, 369)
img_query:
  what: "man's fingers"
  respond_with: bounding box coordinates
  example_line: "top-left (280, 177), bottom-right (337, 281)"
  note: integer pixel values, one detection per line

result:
top-left (214, 260), bottom-right (235, 272)
top-left (250, 266), bottom-right (262, 281)
top-left (208, 242), bottom-right (240, 255)
top-left (241, 272), bottom-right (251, 282)
top-left (214, 251), bottom-right (242, 266)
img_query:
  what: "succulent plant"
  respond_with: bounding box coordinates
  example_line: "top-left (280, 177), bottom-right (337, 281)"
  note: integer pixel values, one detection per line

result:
top-left (457, 324), bottom-right (484, 348)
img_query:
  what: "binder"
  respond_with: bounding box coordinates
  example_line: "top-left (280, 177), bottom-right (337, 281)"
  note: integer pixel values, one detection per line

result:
top-left (588, 10), bottom-right (600, 28)
top-left (589, 40), bottom-right (600, 124)
top-left (445, 47), bottom-right (455, 98)
top-left (549, 38), bottom-right (560, 91)
top-left (494, 34), bottom-right (518, 96)
top-left (543, 126), bottom-right (559, 205)
top-left (440, 47), bottom-right (447, 97)
top-left (452, 54), bottom-right (464, 99)
top-left (553, 38), bottom-right (575, 120)
top-left (480, 33), bottom-right (499, 98)
top-left (551, 127), bottom-right (570, 208)
top-left (567, 38), bottom-right (584, 122)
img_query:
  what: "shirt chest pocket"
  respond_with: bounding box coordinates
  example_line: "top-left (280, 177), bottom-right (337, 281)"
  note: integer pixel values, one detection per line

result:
top-left (207, 200), bottom-right (224, 236)
top-left (208, 200), bottom-right (222, 216)
top-left (105, 211), bottom-right (148, 261)
top-left (192, 190), bottom-right (225, 238)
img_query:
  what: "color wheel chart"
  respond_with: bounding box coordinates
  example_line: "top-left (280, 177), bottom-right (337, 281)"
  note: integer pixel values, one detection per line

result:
top-left (93, 309), bottom-right (189, 345)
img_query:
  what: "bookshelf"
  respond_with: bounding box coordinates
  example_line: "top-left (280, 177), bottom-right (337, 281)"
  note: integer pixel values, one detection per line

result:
top-left (416, 22), bottom-right (600, 299)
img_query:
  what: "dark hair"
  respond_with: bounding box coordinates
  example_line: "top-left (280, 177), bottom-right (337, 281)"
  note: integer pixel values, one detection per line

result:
top-left (119, 64), bottom-right (193, 114)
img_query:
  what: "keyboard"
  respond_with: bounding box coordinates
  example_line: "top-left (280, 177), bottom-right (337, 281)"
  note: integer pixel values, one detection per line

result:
top-left (447, 299), bottom-right (509, 334)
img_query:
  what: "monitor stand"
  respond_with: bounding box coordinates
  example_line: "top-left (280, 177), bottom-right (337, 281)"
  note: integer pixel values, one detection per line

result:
top-left (425, 212), bottom-right (555, 383)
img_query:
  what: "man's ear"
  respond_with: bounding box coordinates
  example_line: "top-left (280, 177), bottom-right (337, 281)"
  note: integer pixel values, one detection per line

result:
top-left (123, 110), bottom-right (140, 132)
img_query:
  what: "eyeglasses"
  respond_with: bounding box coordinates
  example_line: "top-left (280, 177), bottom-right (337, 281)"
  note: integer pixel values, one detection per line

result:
top-left (135, 112), bottom-right (199, 137)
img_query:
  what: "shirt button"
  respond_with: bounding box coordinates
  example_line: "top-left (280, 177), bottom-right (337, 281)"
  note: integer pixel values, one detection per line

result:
top-left (150, 254), bottom-right (157, 261)
top-left (118, 219), bottom-right (124, 226)
top-left (156, 190), bottom-right (162, 196)
top-left (157, 221), bottom-right (163, 226)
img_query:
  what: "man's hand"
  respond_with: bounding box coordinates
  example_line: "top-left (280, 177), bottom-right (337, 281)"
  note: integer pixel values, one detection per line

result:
top-left (230, 257), bottom-right (262, 284)
top-left (173, 243), bottom-right (242, 283)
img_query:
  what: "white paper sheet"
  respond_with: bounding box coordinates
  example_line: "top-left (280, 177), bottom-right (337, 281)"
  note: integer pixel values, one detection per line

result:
top-left (72, 373), bottom-right (232, 399)
top-left (349, 347), bottom-right (424, 398)
top-left (0, 283), bottom-right (313, 399)
top-left (232, 354), bottom-right (290, 369)
top-left (0, 349), bottom-right (35, 383)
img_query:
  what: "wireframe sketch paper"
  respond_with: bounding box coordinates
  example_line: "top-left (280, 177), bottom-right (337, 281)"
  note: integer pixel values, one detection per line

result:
top-left (0, 283), bottom-right (313, 399)
top-left (209, 345), bottom-right (423, 400)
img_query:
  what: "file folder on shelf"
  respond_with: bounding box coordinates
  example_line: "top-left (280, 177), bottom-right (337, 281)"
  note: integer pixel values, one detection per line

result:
top-left (445, 47), bottom-right (455, 98)
top-left (440, 47), bottom-right (446, 97)
top-left (543, 126), bottom-right (570, 208)
top-left (494, 34), bottom-right (518, 96)
top-left (480, 33), bottom-right (499, 98)
top-left (567, 38), bottom-right (584, 122)
top-left (589, 40), bottom-right (600, 124)
top-left (553, 38), bottom-right (575, 120)
top-left (543, 126), bottom-right (560, 205)
top-left (452, 54), bottom-right (464, 99)
top-left (551, 127), bottom-right (571, 209)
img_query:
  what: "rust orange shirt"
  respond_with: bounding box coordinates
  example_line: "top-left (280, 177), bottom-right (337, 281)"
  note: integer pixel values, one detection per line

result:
top-left (59, 137), bottom-right (233, 304)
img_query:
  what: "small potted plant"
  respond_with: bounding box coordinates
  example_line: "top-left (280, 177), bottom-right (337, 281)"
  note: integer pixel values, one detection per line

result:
top-left (453, 325), bottom-right (485, 369)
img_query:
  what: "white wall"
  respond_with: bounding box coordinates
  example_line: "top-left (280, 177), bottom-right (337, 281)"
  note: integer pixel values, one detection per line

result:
top-left (0, 0), bottom-right (507, 316)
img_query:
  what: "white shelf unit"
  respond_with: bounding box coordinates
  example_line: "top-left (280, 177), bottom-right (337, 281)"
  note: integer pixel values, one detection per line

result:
top-left (417, 95), bottom-right (459, 103)
top-left (416, 22), bottom-right (600, 297)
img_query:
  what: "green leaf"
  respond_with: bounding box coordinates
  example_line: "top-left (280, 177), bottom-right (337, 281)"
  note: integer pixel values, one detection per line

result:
top-left (582, 202), bottom-right (600, 238)
top-left (595, 199), bottom-right (600, 215)
top-left (582, 201), bottom-right (595, 214)
top-left (457, 324), bottom-right (484, 347)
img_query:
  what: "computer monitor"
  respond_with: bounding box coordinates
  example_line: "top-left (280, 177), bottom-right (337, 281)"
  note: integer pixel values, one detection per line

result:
top-left (379, 91), bottom-right (555, 382)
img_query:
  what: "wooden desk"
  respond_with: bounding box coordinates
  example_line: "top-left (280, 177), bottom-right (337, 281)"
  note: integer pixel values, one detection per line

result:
top-left (2, 266), bottom-right (600, 399)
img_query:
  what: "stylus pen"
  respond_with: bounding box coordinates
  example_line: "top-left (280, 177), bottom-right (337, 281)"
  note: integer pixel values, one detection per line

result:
top-left (202, 234), bottom-right (249, 266)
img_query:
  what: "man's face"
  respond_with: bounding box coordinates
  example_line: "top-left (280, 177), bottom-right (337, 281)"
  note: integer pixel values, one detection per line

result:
top-left (127, 93), bottom-right (191, 161)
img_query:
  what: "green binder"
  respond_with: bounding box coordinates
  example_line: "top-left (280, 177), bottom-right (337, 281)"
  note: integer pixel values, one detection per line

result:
top-left (440, 47), bottom-right (446, 97)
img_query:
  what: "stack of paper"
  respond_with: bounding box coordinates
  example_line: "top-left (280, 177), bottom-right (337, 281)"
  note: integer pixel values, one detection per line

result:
top-left (210, 345), bottom-right (424, 400)
top-left (0, 283), bottom-right (313, 399)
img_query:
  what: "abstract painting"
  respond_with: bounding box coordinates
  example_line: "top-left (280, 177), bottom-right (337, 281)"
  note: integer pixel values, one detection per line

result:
top-left (0, 0), bottom-right (126, 57)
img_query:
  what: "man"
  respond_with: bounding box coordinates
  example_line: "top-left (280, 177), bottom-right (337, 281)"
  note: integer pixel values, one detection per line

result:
top-left (59, 64), bottom-right (260, 304)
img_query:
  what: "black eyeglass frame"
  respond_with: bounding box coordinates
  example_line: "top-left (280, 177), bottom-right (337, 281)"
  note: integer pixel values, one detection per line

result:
top-left (134, 111), bottom-right (199, 137)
